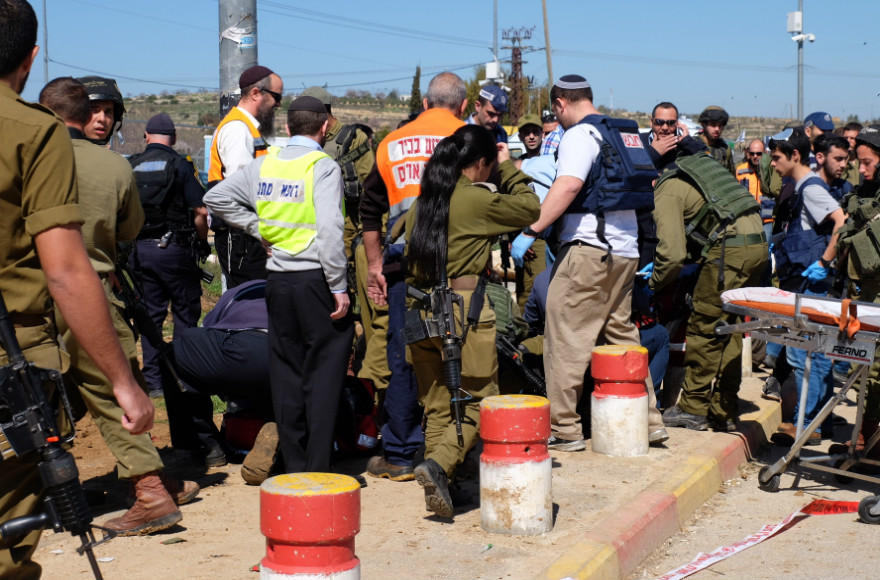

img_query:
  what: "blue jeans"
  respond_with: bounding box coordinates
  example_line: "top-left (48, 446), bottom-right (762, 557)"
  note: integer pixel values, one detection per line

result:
top-left (785, 286), bottom-right (834, 435)
top-left (380, 279), bottom-right (425, 465)
top-left (639, 321), bottom-right (669, 407)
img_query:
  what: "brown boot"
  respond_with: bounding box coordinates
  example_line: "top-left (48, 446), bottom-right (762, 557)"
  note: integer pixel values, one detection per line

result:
top-left (241, 422), bottom-right (279, 486)
top-left (160, 472), bottom-right (200, 505)
top-left (105, 472), bottom-right (182, 536)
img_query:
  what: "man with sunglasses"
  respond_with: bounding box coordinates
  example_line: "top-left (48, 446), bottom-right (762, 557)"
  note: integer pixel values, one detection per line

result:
top-left (641, 101), bottom-right (688, 172)
top-left (208, 65), bottom-right (284, 288)
top-left (736, 139), bottom-right (774, 237)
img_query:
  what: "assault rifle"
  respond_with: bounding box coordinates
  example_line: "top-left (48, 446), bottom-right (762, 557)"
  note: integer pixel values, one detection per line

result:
top-left (114, 259), bottom-right (186, 393)
top-left (0, 292), bottom-right (114, 580)
top-left (496, 334), bottom-right (546, 397)
top-left (404, 273), bottom-right (473, 446)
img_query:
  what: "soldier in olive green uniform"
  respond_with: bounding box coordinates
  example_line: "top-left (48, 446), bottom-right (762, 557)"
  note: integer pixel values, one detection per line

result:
top-left (405, 125), bottom-right (540, 517)
top-left (697, 106), bottom-right (736, 176)
top-left (651, 151), bottom-right (767, 431)
top-left (300, 86), bottom-right (391, 392)
top-left (0, 4), bottom-right (153, 576)
top-left (39, 78), bottom-right (198, 537)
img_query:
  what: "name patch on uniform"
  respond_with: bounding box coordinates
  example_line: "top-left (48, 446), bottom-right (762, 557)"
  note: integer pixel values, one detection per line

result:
top-left (621, 133), bottom-right (644, 149)
top-left (133, 160), bottom-right (168, 172)
top-left (256, 179), bottom-right (306, 203)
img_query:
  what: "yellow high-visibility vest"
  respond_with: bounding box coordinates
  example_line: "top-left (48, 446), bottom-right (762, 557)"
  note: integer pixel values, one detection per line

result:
top-left (256, 149), bottom-right (337, 256)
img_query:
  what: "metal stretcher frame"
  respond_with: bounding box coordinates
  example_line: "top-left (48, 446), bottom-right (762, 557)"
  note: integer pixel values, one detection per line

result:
top-left (717, 293), bottom-right (880, 507)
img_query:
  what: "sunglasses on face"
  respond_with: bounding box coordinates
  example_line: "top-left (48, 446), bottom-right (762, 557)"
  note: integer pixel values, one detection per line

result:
top-left (748, 151), bottom-right (764, 157)
top-left (260, 88), bottom-right (282, 105)
top-left (652, 119), bottom-right (677, 127)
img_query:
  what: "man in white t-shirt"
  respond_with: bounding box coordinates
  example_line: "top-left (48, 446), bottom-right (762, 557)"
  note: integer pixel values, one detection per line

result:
top-left (511, 75), bottom-right (666, 451)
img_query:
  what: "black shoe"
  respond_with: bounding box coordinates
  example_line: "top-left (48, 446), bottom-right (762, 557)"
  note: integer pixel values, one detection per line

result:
top-left (148, 388), bottom-right (164, 399)
top-left (762, 377), bottom-right (782, 402)
top-left (414, 459), bottom-right (453, 518)
top-left (203, 445), bottom-right (228, 468)
top-left (762, 355), bottom-right (777, 370)
top-left (711, 418), bottom-right (737, 433)
top-left (547, 436), bottom-right (586, 452)
top-left (662, 405), bottom-right (709, 431)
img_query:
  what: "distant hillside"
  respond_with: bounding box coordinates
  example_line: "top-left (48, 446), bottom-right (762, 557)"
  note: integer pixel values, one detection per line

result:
top-left (113, 91), bottom-right (802, 170)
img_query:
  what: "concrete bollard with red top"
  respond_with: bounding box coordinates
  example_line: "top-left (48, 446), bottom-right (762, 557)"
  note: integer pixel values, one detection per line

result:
top-left (260, 473), bottom-right (361, 580)
top-left (591, 345), bottom-right (649, 458)
top-left (479, 394), bottom-right (552, 535)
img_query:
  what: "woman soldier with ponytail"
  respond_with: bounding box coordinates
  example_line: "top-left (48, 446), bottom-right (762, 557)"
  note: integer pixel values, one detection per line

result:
top-left (404, 124), bottom-right (540, 517)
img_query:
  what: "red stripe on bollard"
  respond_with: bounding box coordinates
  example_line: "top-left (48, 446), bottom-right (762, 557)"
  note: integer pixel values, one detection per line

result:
top-left (591, 345), bottom-right (649, 457)
top-left (260, 473), bottom-right (361, 579)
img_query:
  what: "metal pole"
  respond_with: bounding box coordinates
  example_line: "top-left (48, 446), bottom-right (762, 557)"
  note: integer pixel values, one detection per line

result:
top-left (797, 0), bottom-right (803, 121)
top-left (493, 0), bottom-right (498, 61)
top-left (219, 0), bottom-right (258, 118)
top-left (42, 0), bottom-right (48, 86)
top-left (542, 0), bottom-right (553, 104)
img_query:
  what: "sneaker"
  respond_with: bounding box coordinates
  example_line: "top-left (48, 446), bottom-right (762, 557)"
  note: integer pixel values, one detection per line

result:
top-left (148, 388), bottom-right (164, 399)
top-left (649, 428), bottom-right (669, 446)
top-left (662, 405), bottom-right (709, 431)
top-left (366, 456), bottom-right (415, 481)
top-left (241, 422), bottom-right (279, 486)
top-left (547, 436), bottom-right (586, 452)
top-left (762, 377), bottom-right (782, 402)
top-left (413, 459), bottom-right (453, 518)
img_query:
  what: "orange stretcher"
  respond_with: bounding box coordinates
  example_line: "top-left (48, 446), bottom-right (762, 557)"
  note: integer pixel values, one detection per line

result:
top-left (718, 288), bottom-right (880, 495)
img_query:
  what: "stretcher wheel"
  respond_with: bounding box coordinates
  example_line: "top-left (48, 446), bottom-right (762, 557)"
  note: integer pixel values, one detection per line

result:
top-left (858, 496), bottom-right (880, 525)
top-left (758, 466), bottom-right (781, 492)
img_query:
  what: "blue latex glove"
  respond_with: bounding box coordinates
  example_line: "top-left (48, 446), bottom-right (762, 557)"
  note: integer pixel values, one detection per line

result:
top-left (511, 233), bottom-right (535, 268)
top-left (679, 263), bottom-right (700, 278)
top-left (769, 242), bottom-right (774, 254)
top-left (803, 261), bottom-right (828, 283)
top-left (636, 261), bottom-right (654, 278)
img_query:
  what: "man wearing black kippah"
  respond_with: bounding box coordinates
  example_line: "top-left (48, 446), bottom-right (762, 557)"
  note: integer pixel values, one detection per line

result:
top-left (208, 65), bottom-right (284, 288)
top-left (205, 95), bottom-right (353, 475)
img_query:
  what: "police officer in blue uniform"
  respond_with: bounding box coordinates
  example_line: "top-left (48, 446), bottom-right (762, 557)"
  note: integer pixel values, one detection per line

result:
top-left (129, 113), bottom-right (209, 402)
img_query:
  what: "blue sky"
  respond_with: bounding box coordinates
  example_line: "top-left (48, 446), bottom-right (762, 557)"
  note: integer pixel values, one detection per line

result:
top-left (22, 0), bottom-right (880, 121)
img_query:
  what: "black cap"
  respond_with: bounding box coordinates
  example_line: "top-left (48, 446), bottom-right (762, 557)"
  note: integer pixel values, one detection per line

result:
top-left (145, 112), bottom-right (176, 135)
top-left (288, 96), bottom-right (327, 114)
top-left (239, 65), bottom-right (274, 89)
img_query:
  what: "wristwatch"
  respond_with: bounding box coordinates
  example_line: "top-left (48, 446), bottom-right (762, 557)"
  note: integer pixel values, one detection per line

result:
top-left (819, 257), bottom-right (832, 268)
top-left (523, 226), bottom-right (541, 238)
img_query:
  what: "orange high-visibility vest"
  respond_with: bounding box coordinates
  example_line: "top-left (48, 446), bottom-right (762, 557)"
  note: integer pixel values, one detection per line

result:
top-left (376, 108), bottom-right (463, 237)
top-left (208, 107), bottom-right (268, 185)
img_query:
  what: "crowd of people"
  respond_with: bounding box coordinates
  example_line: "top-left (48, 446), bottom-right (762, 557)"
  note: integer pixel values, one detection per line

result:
top-left (7, 0), bottom-right (880, 577)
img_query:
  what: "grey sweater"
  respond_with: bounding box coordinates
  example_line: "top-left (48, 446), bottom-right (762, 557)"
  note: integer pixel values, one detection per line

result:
top-left (204, 140), bottom-right (347, 292)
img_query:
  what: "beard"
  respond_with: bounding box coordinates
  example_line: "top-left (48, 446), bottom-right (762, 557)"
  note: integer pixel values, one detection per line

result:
top-left (256, 107), bottom-right (275, 137)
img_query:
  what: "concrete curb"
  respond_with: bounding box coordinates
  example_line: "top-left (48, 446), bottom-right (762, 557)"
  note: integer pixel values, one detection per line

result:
top-left (537, 396), bottom-right (781, 580)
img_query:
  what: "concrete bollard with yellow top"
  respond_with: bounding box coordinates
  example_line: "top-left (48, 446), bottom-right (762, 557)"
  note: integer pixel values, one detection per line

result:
top-left (260, 473), bottom-right (361, 580)
top-left (479, 394), bottom-right (552, 535)
top-left (591, 345), bottom-right (650, 457)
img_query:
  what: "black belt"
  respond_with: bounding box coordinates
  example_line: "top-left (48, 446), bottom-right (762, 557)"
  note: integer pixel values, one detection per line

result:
top-left (564, 240), bottom-right (606, 251)
top-left (722, 232), bottom-right (766, 247)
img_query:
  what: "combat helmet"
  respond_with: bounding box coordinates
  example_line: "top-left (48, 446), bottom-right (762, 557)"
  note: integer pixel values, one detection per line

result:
top-left (698, 106), bottom-right (729, 126)
top-left (77, 76), bottom-right (125, 144)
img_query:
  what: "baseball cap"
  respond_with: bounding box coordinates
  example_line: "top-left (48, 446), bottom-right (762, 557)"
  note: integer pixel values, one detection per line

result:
top-left (479, 84), bottom-right (508, 114)
top-left (145, 112), bottom-right (176, 135)
top-left (517, 114), bottom-right (542, 132)
top-left (804, 112), bottom-right (834, 132)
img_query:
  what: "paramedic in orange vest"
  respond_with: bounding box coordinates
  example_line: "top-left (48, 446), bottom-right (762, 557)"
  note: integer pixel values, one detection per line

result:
top-left (359, 72), bottom-right (468, 482)
top-left (208, 65), bottom-right (284, 288)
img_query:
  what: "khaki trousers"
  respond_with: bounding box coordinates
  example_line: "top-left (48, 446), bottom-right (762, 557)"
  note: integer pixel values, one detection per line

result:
top-left (545, 244), bottom-right (663, 441)
top-left (354, 243), bottom-right (391, 390)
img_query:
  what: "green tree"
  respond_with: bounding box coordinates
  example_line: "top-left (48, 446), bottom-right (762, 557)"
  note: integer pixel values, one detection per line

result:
top-left (409, 65), bottom-right (422, 114)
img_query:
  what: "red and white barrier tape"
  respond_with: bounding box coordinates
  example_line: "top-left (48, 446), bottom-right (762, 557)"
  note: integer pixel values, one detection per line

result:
top-left (654, 499), bottom-right (859, 580)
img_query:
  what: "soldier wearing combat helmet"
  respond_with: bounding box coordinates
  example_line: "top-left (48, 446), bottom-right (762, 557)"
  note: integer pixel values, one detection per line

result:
top-left (697, 105), bottom-right (735, 175)
top-left (77, 75), bottom-right (125, 145)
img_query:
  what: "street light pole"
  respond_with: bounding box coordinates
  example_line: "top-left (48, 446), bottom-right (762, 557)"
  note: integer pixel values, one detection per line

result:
top-left (542, 0), bottom-right (553, 104)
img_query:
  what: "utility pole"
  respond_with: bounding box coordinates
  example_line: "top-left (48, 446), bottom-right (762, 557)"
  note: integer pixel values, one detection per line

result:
top-left (219, 0), bottom-right (258, 117)
top-left (42, 0), bottom-right (48, 86)
top-left (787, 3), bottom-right (814, 121)
top-left (502, 27), bottom-right (534, 125)
top-left (541, 0), bottom-right (553, 103)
